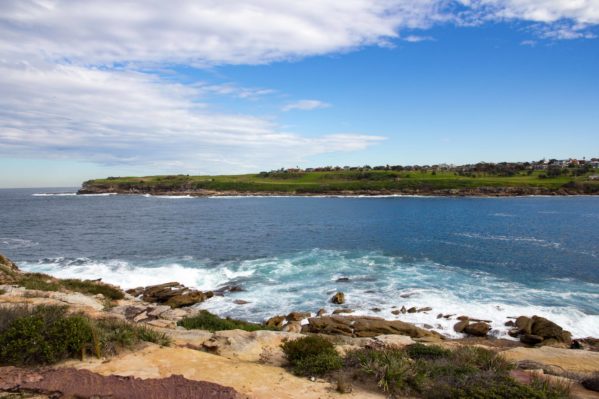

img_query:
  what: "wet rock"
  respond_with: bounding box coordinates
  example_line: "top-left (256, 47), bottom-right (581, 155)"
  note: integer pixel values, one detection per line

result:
top-left (332, 308), bottom-right (353, 314)
top-left (265, 315), bottom-right (286, 328)
top-left (417, 307), bottom-right (432, 313)
top-left (520, 334), bottom-right (544, 345)
top-left (126, 287), bottom-right (144, 297)
top-left (423, 324), bottom-right (434, 329)
top-left (407, 307), bottom-right (417, 313)
top-left (370, 307), bottom-right (381, 312)
top-left (336, 277), bottom-right (350, 283)
top-left (457, 315), bottom-right (469, 321)
top-left (505, 320), bottom-right (515, 327)
top-left (437, 313), bottom-right (443, 319)
top-left (233, 299), bottom-right (250, 305)
top-left (508, 328), bottom-right (520, 338)
top-left (453, 320), bottom-right (469, 333)
top-left (286, 311), bottom-right (311, 321)
top-left (391, 310), bottom-right (401, 316)
top-left (463, 322), bottom-right (491, 337)
top-left (167, 292), bottom-right (210, 308)
top-left (316, 308), bottom-right (326, 317)
top-left (331, 292), bottom-right (345, 304)
top-left (399, 306), bottom-right (407, 314)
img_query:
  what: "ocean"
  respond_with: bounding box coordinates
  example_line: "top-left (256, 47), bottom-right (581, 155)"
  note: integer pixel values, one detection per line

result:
top-left (1, 188), bottom-right (598, 338)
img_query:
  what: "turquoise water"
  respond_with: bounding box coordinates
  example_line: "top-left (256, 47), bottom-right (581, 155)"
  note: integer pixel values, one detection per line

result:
top-left (1, 189), bottom-right (598, 338)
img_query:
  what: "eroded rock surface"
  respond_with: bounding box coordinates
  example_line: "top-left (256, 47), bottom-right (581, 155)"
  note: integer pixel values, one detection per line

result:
top-left (307, 316), bottom-right (441, 340)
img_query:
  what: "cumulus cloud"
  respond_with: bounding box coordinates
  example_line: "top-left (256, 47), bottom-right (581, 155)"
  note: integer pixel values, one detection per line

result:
top-left (282, 100), bottom-right (332, 112)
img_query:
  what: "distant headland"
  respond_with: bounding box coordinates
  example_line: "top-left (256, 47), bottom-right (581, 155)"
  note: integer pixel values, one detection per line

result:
top-left (79, 158), bottom-right (599, 197)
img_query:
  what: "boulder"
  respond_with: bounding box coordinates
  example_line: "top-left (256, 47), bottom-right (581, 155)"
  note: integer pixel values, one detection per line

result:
top-left (282, 321), bottom-right (302, 333)
top-left (307, 316), bottom-right (353, 336)
top-left (463, 322), bottom-right (491, 337)
top-left (391, 310), bottom-right (401, 316)
top-left (453, 320), bottom-right (469, 333)
top-left (265, 315), bottom-right (286, 328)
top-left (417, 307), bottom-right (432, 313)
top-left (137, 282), bottom-right (212, 308)
top-left (332, 308), bottom-right (353, 314)
top-left (399, 306), bottom-right (407, 314)
top-left (582, 377), bottom-right (599, 393)
top-left (407, 307), bottom-right (417, 313)
top-left (331, 292), bottom-right (345, 304)
top-left (286, 311), bottom-right (311, 321)
top-left (515, 316), bottom-right (533, 335)
top-left (531, 316), bottom-right (564, 340)
top-left (316, 308), bottom-right (326, 317)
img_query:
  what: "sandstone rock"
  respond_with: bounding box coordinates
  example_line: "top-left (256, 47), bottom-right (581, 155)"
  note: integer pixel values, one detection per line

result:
top-left (233, 299), bottom-right (250, 305)
top-left (137, 282), bottom-right (211, 308)
top-left (146, 319), bottom-right (176, 329)
top-left (265, 315), bottom-right (286, 328)
top-left (515, 316), bottom-right (533, 335)
top-left (307, 315), bottom-right (440, 340)
top-left (336, 376), bottom-right (352, 394)
top-left (282, 321), bottom-right (302, 333)
top-left (407, 307), bottom-right (417, 313)
top-left (316, 308), bottom-right (326, 317)
top-left (147, 305), bottom-right (172, 317)
top-left (391, 310), bottom-right (401, 315)
top-left (417, 307), bottom-right (432, 313)
top-left (372, 334), bottom-right (415, 348)
top-left (505, 320), bottom-right (515, 327)
top-left (502, 346), bottom-right (599, 374)
top-left (457, 315), bottom-right (469, 321)
top-left (582, 377), bottom-right (599, 393)
top-left (167, 292), bottom-right (209, 308)
top-left (371, 307), bottom-right (381, 312)
top-left (531, 316), bottom-right (563, 339)
top-left (0, 253), bottom-right (20, 284)
top-left (508, 328), bottom-right (520, 338)
top-left (453, 320), bottom-right (469, 333)
top-left (399, 306), bottom-right (407, 314)
top-left (202, 330), bottom-right (302, 366)
top-left (521, 334), bottom-right (544, 345)
top-left (331, 292), bottom-right (345, 304)
top-left (463, 322), bottom-right (490, 337)
top-left (286, 311), bottom-right (311, 321)
top-left (126, 287), bottom-right (144, 297)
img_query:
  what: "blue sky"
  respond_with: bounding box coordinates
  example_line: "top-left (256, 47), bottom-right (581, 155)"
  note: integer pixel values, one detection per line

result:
top-left (0, 1), bottom-right (598, 187)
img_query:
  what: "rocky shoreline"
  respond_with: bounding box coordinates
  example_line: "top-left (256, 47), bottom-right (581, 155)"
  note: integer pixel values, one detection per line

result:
top-left (2, 253), bottom-right (599, 398)
top-left (77, 184), bottom-right (598, 197)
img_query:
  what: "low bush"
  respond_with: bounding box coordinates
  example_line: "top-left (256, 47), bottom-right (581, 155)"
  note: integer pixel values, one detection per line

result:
top-left (177, 310), bottom-right (275, 332)
top-left (281, 335), bottom-right (343, 376)
top-left (346, 344), bottom-right (570, 398)
top-left (18, 273), bottom-right (61, 291)
top-left (0, 305), bottom-right (170, 366)
top-left (61, 279), bottom-right (125, 300)
top-left (0, 288), bottom-right (5, 295)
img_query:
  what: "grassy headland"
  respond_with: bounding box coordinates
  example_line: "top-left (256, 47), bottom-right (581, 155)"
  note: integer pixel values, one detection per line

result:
top-left (79, 167), bottom-right (599, 196)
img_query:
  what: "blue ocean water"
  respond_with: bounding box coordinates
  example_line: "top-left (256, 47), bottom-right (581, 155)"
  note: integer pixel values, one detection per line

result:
top-left (1, 188), bottom-right (598, 338)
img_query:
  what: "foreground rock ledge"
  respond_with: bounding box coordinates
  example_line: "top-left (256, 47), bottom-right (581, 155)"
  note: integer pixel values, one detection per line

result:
top-left (0, 366), bottom-right (244, 399)
top-left (307, 315), bottom-right (443, 339)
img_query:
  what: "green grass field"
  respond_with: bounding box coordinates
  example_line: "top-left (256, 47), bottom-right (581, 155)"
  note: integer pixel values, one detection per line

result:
top-left (81, 169), bottom-right (599, 195)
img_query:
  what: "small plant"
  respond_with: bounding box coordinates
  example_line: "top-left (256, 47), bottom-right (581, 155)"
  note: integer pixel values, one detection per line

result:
top-left (406, 343), bottom-right (450, 360)
top-left (61, 279), bottom-right (125, 300)
top-left (281, 335), bottom-right (343, 376)
top-left (177, 310), bottom-right (275, 332)
top-left (0, 288), bottom-right (6, 295)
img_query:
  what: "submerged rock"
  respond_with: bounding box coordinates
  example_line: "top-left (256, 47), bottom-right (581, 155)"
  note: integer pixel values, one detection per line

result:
top-left (331, 291), bottom-right (345, 304)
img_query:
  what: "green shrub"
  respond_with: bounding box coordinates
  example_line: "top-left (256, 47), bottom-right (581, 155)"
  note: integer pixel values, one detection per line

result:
top-left (346, 345), bottom-right (568, 398)
top-left (281, 335), bottom-right (343, 376)
top-left (61, 279), bottom-right (125, 300)
top-left (0, 305), bottom-right (170, 366)
top-left (18, 273), bottom-right (61, 291)
top-left (177, 310), bottom-right (274, 332)
top-left (406, 343), bottom-right (451, 360)
top-left (0, 288), bottom-right (5, 295)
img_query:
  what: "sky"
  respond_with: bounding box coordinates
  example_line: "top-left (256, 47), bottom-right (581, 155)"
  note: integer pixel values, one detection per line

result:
top-left (0, 1), bottom-right (598, 188)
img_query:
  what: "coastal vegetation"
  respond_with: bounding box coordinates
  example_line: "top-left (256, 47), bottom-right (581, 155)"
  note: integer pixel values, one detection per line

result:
top-left (177, 310), bottom-right (277, 332)
top-left (79, 163), bottom-right (599, 196)
top-left (281, 335), bottom-right (343, 376)
top-left (15, 272), bottom-right (125, 300)
top-left (0, 305), bottom-right (170, 366)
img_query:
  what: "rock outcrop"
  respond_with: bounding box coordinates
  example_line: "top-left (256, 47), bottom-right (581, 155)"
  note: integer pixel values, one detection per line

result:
top-left (331, 291), bottom-right (345, 304)
top-left (508, 316), bottom-right (572, 347)
top-left (127, 282), bottom-right (213, 308)
top-left (0, 366), bottom-right (243, 399)
top-left (307, 315), bottom-right (441, 340)
top-left (0, 253), bottom-right (20, 284)
top-left (453, 317), bottom-right (491, 337)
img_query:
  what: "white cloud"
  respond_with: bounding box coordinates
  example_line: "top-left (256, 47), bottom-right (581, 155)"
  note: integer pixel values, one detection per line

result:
top-left (282, 100), bottom-right (332, 111)
top-left (402, 35), bottom-right (436, 42)
top-left (0, 60), bottom-right (383, 173)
